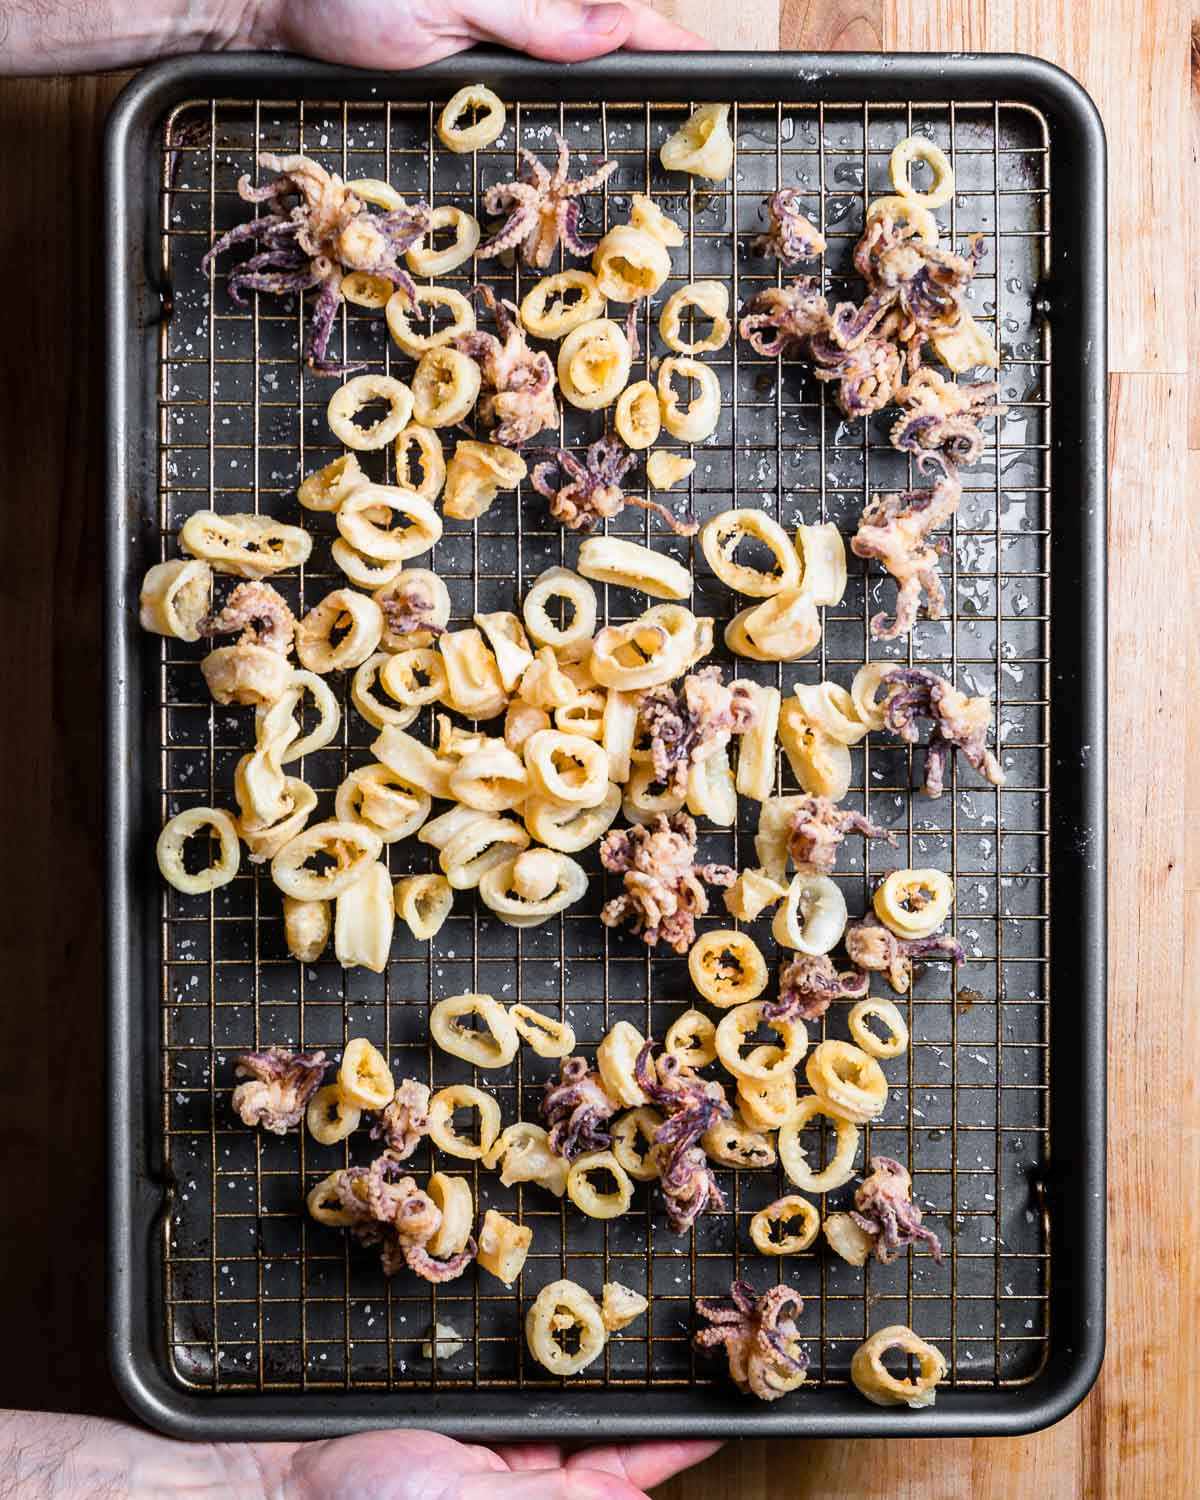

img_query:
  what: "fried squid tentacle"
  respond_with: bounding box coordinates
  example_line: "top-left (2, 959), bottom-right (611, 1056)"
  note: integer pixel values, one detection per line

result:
top-left (600, 813), bottom-right (736, 953)
top-left (542, 1056), bottom-right (618, 1159)
top-left (694, 1280), bottom-right (808, 1401)
top-left (231, 1047), bottom-right (326, 1133)
top-left (878, 666), bottom-right (1004, 795)
top-left (851, 472), bottom-right (963, 640)
top-left (764, 953), bottom-right (868, 1023)
top-left (850, 1156), bottom-right (944, 1263)
top-left (635, 1042), bottom-right (731, 1233)
top-left (477, 133), bottom-right (617, 268)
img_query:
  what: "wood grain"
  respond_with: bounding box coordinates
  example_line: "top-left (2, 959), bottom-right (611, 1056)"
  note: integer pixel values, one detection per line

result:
top-left (779, 0), bottom-right (883, 51)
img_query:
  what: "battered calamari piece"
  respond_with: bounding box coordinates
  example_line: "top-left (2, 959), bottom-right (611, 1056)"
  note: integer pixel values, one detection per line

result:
top-left (542, 1056), bottom-right (619, 1159)
top-left (454, 284), bottom-right (558, 446)
top-left (892, 369), bottom-right (1007, 469)
top-left (765, 952), bottom-right (868, 1023)
top-left (476, 132), bottom-right (617, 269)
top-left (201, 153), bottom-right (428, 372)
top-left (635, 1041), bottom-right (731, 1232)
top-left (693, 1280), bottom-right (809, 1402)
top-left (845, 912), bottom-right (965, 991)
top-left (786, 794), bottom-right (897, 874)
top-left (753, 189), bottom-right (827, 264)
top-left (232, 1047), bottom-right (327, 1134)
top-left (851, 472), bottom-right (964, 640)
top-left (879, 666), bottom-right (1004, 795)
top-left (833, 213), bottom-right (986, 361)
top-left (371, 1078), bottom-right (431, 1159)
top-left (199, 581), bottom-right (296, 655)
top-left (335, 1155), bottom-right (477, 1283)
top-left (599, 813), bottom-right (736, 953)
top-left (531, 435), bottom-right (696, 535)
top-left (851, 1156), bottom-right (944, 1263)
top-left (639, 668), bottom-right (758, 796)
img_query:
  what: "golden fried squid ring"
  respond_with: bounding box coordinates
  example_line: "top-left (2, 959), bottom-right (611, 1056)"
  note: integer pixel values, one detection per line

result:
top-left (526, 1280), bottom-right (607, 1376)
top-left (438, 628), bottom-right (508, 719)
top-left (791, 681), bottom-right (868, 745)
top-left (346, 178), bottom-right (406, 211)
top-left (823, 1211), bottom-right (874, 1266)
top-left (431, 992), bottom-right (520, 1068)
top-left (622, 764), bottom-right (687, 825)
top-left (426, 1173), bottom-right (474, 1259)
top-left (660, 281), bottom-right (731, 355)
top-left (931, 308), bottom-right (1000, 373)
top-left (334, 861), bottom-right (394, 972)
top-left (889, 135), bottom-right (955, 209)
top-left (427, 1084), bottom-right (502, 1160)
top-left (477, 1209), bottom-right (532, 1286)
top-left (520, 270), bottom-right (606, 338)
top-left (406, 205), bottom-right (481, 277)
top-left (660, 103), bottom-right (733, 182)
top-left (592, 222), bottom-right (673, 303)
top-left (306, 1083), bottom-right (361, 1145)
top-left (524, 729), bottom-right (610, 807)
top-left (524, 782), bottom-right (621, 853)
top-left (474, 611), bottom-right (534, 693)
top-left (337, 485), bottom-right (443, 566)
top-left (327, 374), bottom-right (414, 450)
top-left (283, 895), bottom-right (330, 961)
top-left (851, 1326), bottom-right (948, 1409)
top-left (848, 997), bottom-right (909, 1060)
top-left (387, 285), bottom-right (476, 358)
top-left (700, 508), bottom-right (801, 597)
top-left (201, 646), bottom-right (285, 714)
top-left (566, 1150), bottom-right (635, 1219)
top-left (555, 689), bottom-right (607, 741)
top-left (722, 867), bottom-right (788, 923)
top-left (557, 318), bottom-right (632, 411)
top-left (351, 654), bottom-right (419, 732)
top-left (338, 1037), bottom-right (395, 1110)
top-left (510, 1003), bottom-right (576, 1059)
top-left (438, 814), bottom-right (530, 890)
top-left (657, 356), bottom-right (721, 443)
top-left (725, 591), bottom-right (821, 662)
top-left (139, 559), bottom-right (212, 641)
top-left (874, 868), bottom-right (955, 939)
top-left (777, 1094), bottom-right (861, 1193)
top-left (732, 683), bottom-right (780, 802)
top-left (686, 749), bottom-right (737, 827)
top-left (589, 619), bottom-right (683, 691)
top-left (600, 689), bottom-right (637, 783)
top-left (307, 1172), bottom-right (357, 1227)
top-left (334, 763), bottom-right (431, 843)
top-left (664, 1008), bottom-right (717, 1068)
top-left (478, 850), bottom-right (587, 927)
top-left (380, 647), bottom-right (448, 709)
top-left (522, 567), bottom-right (598, 652)
top-left (750, 1195), bottom-right (819, 1256)
top-left (294, 589), bottom-right (383, 674)
top-left (156, 806), bottom-right (240, 894)
top-left (270, 819), bottom-right (383, 901)
top-left (715, 1002), bottom-right (807, 1082)
top-left (865, 194), bottom-right (940, 247)
top-left (484, 1121), bottom-right (568, 1196)
top-left (576, 535), bottom-right (691, 602)
top-left (340, 271), bottom-right (393, 309)
top-left (259, 671), bottom-right (340, 764)
top-left (688, 929), bottom-right (768, 1008)
top-left (448, 743), bottom-right (528, 812)
top-left (805, 1040), bottom-right (889, 1124)
top-left (772, 872), bottom-right (848, 955)
top-left (736, 1050), bottom-right (798, 1131)
top-left (519, 647), bottom-right (578, 711)
top-left (443, 439), bottom-right (527, 520)
top-left (394, 423), bottom-right (446, 501)
top-left (437, 84), bottom-right (506, 151)
top-left (778, 700), bottom-right (852, 801)
top-left (597, 1020), bottom-right (653, 1108)
top-left (645, 450), bottom-right (695, 490)
top-left (411, 347), bottom-right (482, 428)
top-left (609, 1108), bottom-right (664, 1182)
top-left (849, 661), bottom-right (892, 732)
top-left (614, 379), bottom-right (661, 450)
top-left (701, 1110), bottom-right (776, 1168)
top-left (394, 872), bottom-right (453, 940)
top-left (795, 521), bottom-right (848, 606)
top-left (299, 453), bottom-right (365, 512)
top-left (179, 510), bottom-right (312, 579)
top-left (331, 540), bottom-right (404, 589)
top-left (375, 567), bottom-right (452, 652)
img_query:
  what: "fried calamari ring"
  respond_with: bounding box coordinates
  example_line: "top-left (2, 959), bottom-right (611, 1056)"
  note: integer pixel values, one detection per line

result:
top-left (725, 590), bottom-right (821, 662)
top-left (298, 452), bottom-right (364, 512)
top-left (589, 619), bottom-right (684, 691)
top-left (714, 1002), bottom-right (807, 1082)
top-left (333, 860), bottom-right (394, 972)
top-left (523, 782), bottom-right (621, 853)
top-left (270, 819), bottom-right (382, 901)
top-left (777, 1094), bottom-right (860, 1193)
top-left (658, 356), bottom-right (721, 442)
top-left (406, 205), bottom-right (481, 277)
top-left (592, 222), bottom-right (672, 302)
top-left (338, 1036), bottom-right (395, 1111)
top-left (425, 1173), bottom-right (473, 1260)
top-left (327, 374), bottom-right (414, 450)
top-left (437, 84), bottom-right (506, 152)
top-left (510, 1003), bottom-right (576, 1059)
top-left (645, 450), bottom-right (695, 490)
top-left (334, 762), bottom-right (430, 843)
top-left (771, 872), bottom-right (848, 955)
top-left (873, 868), bottom-right (955, 939)
top-left (557, 318), bottom-right (632, 411)
top-left (849, 661), bottom-right (893, 732)
top-left (477, 1208), bottom-right (532, 1285)
top-left (524, 729), bottom-right (610, 807)
top-left (664, 1008), bottom-right (717, 1068)
top-left (777, 700), bottom-right (852, 801)
top-left (520, 269), bottom-right (605, 338)
top-left (686, 749), bottom-right (737, 827)
top-left (374, 726), bottom-right (454, 798)
top-left (448, 743), bottom-right (529, 812)
top-left (340, 270), bottom-right (394, 308)
top-left (733, 683), bottom-right (781, 802)
top-left (139, 558), bottom-right (212, 641)
top-left (392, 423), bottom-right (446, 503)
top-left (484, 1121), bottom-right (568, 1196)
top-left (750, 1195), bottom-right (820, 1255)
top-left (438, 814), bottom-right (530, 890)
top-left (374, 567), bottom-right (452, 652)
top-left (596, 1020), bottom-right (653, 1108)
top-left (700, 509), bottom-right (801, 597)
top-left (431, 992), bottom-right (520, 1068)
top-left (735, 1050), bottom-right (797, 1131)
top-left (722, 868), bottom-right (788, 923)
top-left (660, 103), bottom-right (733, 182)
top-left (331, 539), bottom-right (404, 589)
top-left (443, 439), bottom-right (527, 521)
top-left (179, 510), bottom-right (312, 579)
top-left (566, 1150), bottom-right (635, 1219)
top-left (791, 681), bottom-right (868, 745)
top-left (525, 1280), bottom-right (607, 1376)
top-left (889, 135), bottom-right (955, 209)
top-left (306, 1171), bottom-right (358, 1227)
top-left (555, 688), bottom-right (607, 741)
top-left (794, 521), bottom-right (848, 606)
top-left (614, 378), bottom-right (662, 450)
top-left (350, 653), bottom-right (420, 732)
top-left (622, 763), bottom-right (687, 825)
top-left (700, 1110), bottom-right (776, 1168)
top-left (156, 806), bottom-right (240, 894)
top-left (609, 1107), bottom-right (665, 1182)
top-left (688, 929), bottom-right (768, 1008)
top-left (438, 628), bottom-right (508, 719)
top-left (337, 485), bottom-right (443, 563)
top-left (478, 850), bottom-right (588, 926)
top-left (823, 1210), bottom-right (874, 1266)
top-left (851, 1325), bottom-right (948, 1408)
top-left (848, 997), bottom-right (910, 1060)
top-left (864, 193), bottom-right (940, 247)
top-left (805, 1040), bottom-right (889, 1124)
top-left (519, 647), bottom-right (578, 711)
top-left (386, 285), bottom-right (476, 358)
top-left (660, 281), bottom-right (731, 355)
top-left (393, 872), bottom-right (453, 940)
top-left (576, 535), bottom-right (691, 601)
top-left (427, 1084), bottom-right (502, 1160)
top-left (380, 647), bottom-right (448, 709)
top-left (411, 347), bottom-right (483, 427)
top-left (283, 895), bottom-right (330, 962)
top-left (295, 588), bottom-right (384, 673)
top-left (522, 567), bottom-right (597, 652)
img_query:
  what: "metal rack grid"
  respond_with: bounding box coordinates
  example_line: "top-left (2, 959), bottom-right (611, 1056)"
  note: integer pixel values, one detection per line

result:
top-left (154, 91), bottom-right (1051, 1399)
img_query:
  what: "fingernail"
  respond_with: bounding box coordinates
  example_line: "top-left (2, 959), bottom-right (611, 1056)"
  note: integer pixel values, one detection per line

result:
top-left (583, 2), bottom-right (628, 33)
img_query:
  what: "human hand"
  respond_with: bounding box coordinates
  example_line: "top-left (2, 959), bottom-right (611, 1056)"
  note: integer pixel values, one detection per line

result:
top-left (0, 1408), bottom-right (721, 1498)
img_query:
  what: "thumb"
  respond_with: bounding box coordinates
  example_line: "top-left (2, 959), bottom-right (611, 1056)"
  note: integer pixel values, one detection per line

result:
top-left (447, 0), bottom-right (637, 62)
top-left (459, 1465), bottom-right (651, 1499)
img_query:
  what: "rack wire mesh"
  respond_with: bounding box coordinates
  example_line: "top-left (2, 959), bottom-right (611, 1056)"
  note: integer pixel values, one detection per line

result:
top-left (154, 91), bottom-right (1051, 1398)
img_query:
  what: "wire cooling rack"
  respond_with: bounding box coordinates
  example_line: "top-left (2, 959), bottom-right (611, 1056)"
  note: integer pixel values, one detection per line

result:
top-left (152, 90), bottom-right (1053, 1401)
